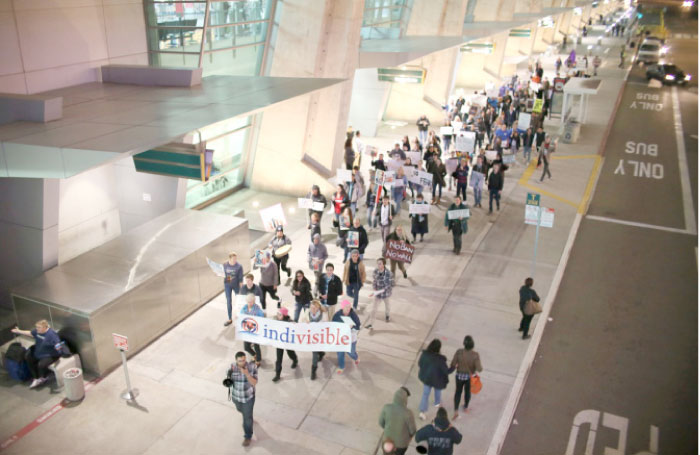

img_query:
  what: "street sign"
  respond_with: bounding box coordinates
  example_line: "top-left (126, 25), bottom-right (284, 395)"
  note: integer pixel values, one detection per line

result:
top-left (526, 192), bottom-right (541, 207)
top-left (112, 333), bottom-right (128, 351)
top-left (525, 206), bottom-right (554, 227)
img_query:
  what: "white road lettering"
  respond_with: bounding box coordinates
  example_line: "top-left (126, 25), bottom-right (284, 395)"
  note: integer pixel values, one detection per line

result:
top-left (566, 409), bottom-right (659, 455)
top-left (625, 142), bottom-right (658, 157)
top-left (614, 159), bottom-right (625, 175)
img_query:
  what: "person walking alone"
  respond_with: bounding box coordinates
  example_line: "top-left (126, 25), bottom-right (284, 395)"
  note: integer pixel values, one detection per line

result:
top-left (450, 335), bottom-right (483, 420)
top-left (487, 163), bottom-right (504, 214)
top-left (226, 352), bottom-right (258, 447)
top-left (365, 257), bottom-right (395, 330)
top-left (379, 387), bottom-right (417, 455)
top-left (518, 277), bottom-right (541, 339)
top-left (417, 339), bottom-right (453, 420)
top-left (538, 137), bottom-right (554, 182)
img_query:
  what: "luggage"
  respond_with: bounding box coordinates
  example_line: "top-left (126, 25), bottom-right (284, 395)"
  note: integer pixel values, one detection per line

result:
top-left (4, 343), bottom-right (30, 381)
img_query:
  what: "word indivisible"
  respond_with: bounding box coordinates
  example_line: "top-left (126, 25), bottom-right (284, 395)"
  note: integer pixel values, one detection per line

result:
top-left (235, 316), bottom-right (352, 352)
top-left (261, 325), bottom-right (350, 346)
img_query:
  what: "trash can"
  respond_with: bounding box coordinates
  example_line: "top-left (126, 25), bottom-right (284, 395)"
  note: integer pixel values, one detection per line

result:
top-left (63, 368), bottom-right (85, 402)
top-left (562, 119), bottom-right (581, 144)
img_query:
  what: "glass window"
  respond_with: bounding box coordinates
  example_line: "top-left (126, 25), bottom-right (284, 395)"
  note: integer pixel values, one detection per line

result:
top-left (202, 44), bottom-right (264, 76)
top-left (147, 2), bottom-right (206, 26)
top-left (361, 0), bottom-right (412, 40)
top-left (149, 52), bottom-right (201, 68)
top-left (205, 22), bottom-right (267, 52)
top-left (209, 0), bottom-right (272, 23)
top-left (147, 27), bottom-right (203, 52)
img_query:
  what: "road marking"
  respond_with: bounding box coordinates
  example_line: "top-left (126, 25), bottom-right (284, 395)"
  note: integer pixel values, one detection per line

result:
top-left (578, 156), bottom-right (602, 214)
top-left (587, 215), bottom-right (694, 235)
top-left (518, 161), bottom-right (580, 209)
top-left (487, 213), bottom-right (584, 455)
top-left (671, 86), bottom-right (697, 235)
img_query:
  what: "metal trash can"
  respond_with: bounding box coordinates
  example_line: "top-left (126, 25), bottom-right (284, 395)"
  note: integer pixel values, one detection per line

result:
top-left (562, 119), bottom-right (581, 144)
top-left (63, 368), bottom-right (85, 402)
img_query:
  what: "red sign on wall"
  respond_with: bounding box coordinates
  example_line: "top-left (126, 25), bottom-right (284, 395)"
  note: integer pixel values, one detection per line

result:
top-left (112, 333), bottom-right (129, 351)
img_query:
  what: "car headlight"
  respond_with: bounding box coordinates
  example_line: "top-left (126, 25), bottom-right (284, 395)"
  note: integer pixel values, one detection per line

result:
top-left (665, 74), bottom-right (676, 81)
top-left (685, 74), bottom-right (692, 80)
top-left (661, 47), bottom-right (669, 54)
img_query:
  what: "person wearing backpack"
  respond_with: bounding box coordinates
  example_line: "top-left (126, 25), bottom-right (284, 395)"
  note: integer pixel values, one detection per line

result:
top-left (11, 320), bottom-right (61, 388)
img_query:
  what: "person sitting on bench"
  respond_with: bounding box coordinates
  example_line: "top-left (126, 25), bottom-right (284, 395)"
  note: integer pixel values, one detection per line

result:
top-left (11, 320), bottom-right (62, 388)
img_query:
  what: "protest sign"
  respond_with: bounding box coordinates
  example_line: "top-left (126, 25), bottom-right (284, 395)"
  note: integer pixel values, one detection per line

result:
top-left (485, 150), bottom-right (498, 161)
top-left (518, 112), bottom-right (531, 130)
top-left (235, 315), bottom-right (351, 352)
top-left (409, 203), bottom-right (431, 215)
top-left (298, 198), bottom-right (313, 209)
top-left (502, 153), bottom-right (516, 164)
top-left (254, 250), bottom-right (265, 268)
top-left (386, 159), bottom-right (404, 172)
top-left (206, 257), bottom-right (224, 277)
top-left (406, 151), bottom-right (421, 165)
top-left (451, 121), bottom-right (463, 131)
top-left (445, 158), bottom-right (459, 175)
top-left (447, 208), bottom-right (470, 220)
top-left (385, 239), bottom-right (415, 264)
top-left (455, 131), bottom-right (475, 153)
top-left (337, 168), bottom-right (353, 182)
top-left (347, 231), bottom-right (359, 248)
top-left (440, 126), bottom-right (454, 135)
top-left (259, 203), bottom-right (287, 232)
top-left (417, 170), bottom-right (433, 187)
top-left (384, 171), bottom-right (396, 187)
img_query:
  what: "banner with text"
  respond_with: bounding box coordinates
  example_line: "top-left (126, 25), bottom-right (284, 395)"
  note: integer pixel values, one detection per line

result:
top-left (235, 315), bottom-right (351, 352)
top-left (385, 239), bottom-right (415, 263)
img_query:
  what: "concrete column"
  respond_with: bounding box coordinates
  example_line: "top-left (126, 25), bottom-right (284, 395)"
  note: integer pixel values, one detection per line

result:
top-left (0, 178), bottom-right (59, 309)
top-left (347, 68), bottom-right (392, 137)
top-left (249, 0), bottom-right (363, 196)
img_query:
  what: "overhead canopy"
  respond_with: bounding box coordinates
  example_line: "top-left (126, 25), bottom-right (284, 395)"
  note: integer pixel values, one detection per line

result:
top-left (0, 75), bottom-right (344, 179)
top-left (563, 77), bottom-right (602, 95)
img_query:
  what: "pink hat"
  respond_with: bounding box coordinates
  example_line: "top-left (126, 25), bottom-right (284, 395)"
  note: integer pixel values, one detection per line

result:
top-left (340, 300), bottom-right (351, 309)
top-left (279, 307), bottom-right (289, 316)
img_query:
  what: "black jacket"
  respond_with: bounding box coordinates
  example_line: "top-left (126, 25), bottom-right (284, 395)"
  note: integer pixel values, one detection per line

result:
top-left (318, 274), bottom-right (343, 306)
top-left (418, 351), bottom-right (452, 389)
top-left (415, 417), bottom-right (463, 455)
top-left (348, 225), bottom-right (369, 254)
top-left (487, 172), bottom-right (504, 191)
top-left (292, 277), bottom-right (312, 304)
top-left (519, 285), bottom-right (540, 311)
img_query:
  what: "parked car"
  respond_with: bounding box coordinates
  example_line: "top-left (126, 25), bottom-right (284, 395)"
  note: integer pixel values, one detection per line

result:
top-left (646, 64), bottom-right (691, 85)
top-left (636, 41), bottom-right (663, 64)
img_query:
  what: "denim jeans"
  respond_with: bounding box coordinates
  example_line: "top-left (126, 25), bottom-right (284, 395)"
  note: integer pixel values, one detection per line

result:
top-left (349, 202), bottom-right (357, 218)
top-left (294, 301), bottom-right (309, 322)
top-left (336, 341), bottom-right (358, 369)
top-left (419, 130), bottom-right (427, 145)
top-left (224, 283), bottom-right (239, 320)
top-left (419, 384), bottom-right (442, 412)
top-left (489, 189), bottom-right (501, 211)
top-left (367, 206), bottom-right (377, 227)
top-left (456, 182), bottom-right (467, 201)
top-left (472, 184), bottom-right (482, 206)
top-left (523, 145), bottom-right (532, 163)
top-left (392, 187), bottom-right (404, 215)
top-left (346, 282), bottom-right (361, 309)
top-left (234, 397), bottom-right (255, 439)
top-left (432, 181), bottom-right (442, 198)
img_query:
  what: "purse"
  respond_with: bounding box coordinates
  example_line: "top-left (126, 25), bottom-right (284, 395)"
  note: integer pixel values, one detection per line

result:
top-left (470, 374), bottom-right (482, 394)
top-left (523, 299), bottom-right (543, 316)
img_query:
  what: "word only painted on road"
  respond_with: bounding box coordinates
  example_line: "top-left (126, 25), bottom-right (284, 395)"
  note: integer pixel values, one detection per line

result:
top-left (614, 142), bottom-right (664, 180)
top-left (629, 92), bottom-right (663, 111)
top-left (566, 409), bottom-right (659, 455)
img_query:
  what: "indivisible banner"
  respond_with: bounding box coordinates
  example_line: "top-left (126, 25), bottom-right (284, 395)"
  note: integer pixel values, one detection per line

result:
top-left (385, 239), bottom-right (415, 264)
top-left (235, 315), bottom-right (352, 352)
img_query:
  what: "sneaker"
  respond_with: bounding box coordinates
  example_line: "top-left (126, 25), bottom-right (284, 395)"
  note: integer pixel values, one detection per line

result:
top-left (419, 412), bottom-right (426, 420)
top-left (403, 271), bottom-right (408, 279)
top-left (336, 369), bottom-right (344, 374)
top-left (272, 375), bottom-right (281, 383)
top-left (434, 403), bottom-right (442, 408)
top-left (354, 356), bottom-right (360, 366)
top-left (29, 378), bottom-right (42, 389)
top-left (223, 320), bottom-right (233, 327)
top-left (365, 324), bottom-right (373, 329)
top-left (242, 439), bottom-right (251, 447)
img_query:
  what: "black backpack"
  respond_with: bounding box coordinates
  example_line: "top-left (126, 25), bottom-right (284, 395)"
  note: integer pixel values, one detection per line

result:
top-left (5, 342), bottom-right (25, 362)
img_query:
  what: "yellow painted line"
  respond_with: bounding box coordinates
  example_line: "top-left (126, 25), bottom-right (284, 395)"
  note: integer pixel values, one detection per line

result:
top-left (577, 155), bottom-right (602, 214)
top-left (518, 160), bottom-right (537, 186)
top-left (551, 154), bottom-right (600, 160)
top-left (520, 182), bottom-right (579, 208)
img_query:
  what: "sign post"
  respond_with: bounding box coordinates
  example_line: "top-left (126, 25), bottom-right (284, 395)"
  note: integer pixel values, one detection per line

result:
top-left (112, 333), bottom-right (138, 401)
top-left (526, 193), bottom-right (541, 277)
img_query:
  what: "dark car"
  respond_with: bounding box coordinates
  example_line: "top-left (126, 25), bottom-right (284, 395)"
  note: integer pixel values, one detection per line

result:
top-left (646, 64), bottom-right (692, 85)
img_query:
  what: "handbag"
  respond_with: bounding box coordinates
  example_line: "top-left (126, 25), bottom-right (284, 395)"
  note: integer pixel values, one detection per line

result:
top-left (523, 299), bottom-right (542, 316)
top-left (470, 374), bottom-right (482, 394)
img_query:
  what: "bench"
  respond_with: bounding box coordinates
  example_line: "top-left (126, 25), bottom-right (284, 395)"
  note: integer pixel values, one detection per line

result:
top-left (49, 354), bottom-right (81, 389)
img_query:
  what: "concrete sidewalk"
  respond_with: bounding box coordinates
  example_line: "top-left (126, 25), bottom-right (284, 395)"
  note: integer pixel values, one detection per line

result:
top-left (0, 35), bottom-right (630, 455)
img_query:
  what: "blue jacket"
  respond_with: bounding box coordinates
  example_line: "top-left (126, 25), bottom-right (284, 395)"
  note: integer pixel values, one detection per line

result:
top-left (415, 417), bottom-right (463, 455)
top-left (223, 262), bottom-right (243, 290)
top-left (31, 328), bottom-right (61, 359)
top-left (418, 351), bottom-right (453, 389)
top-left (332, 309), bottom-right (361, 331)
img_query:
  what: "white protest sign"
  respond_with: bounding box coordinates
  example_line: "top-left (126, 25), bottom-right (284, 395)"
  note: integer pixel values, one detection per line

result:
top-left (440, 126), bottom-right (454, 135)
top-left (386, 159), bottom-right (404, 172)
top-left (445, 158), bottom-right (459, 175)
top-left (337, 168), bottom-right (353, 182)
top-left (455, 131), bottom-right (476, 153)
top-left (409, 203), bottom-right (431, 215)
top-left (485, 150), bottom-right (498, 161)
top-left (384, 171), bottom-right (396, 187)
top-left (312, 201), bottom-right (325, 211)
top-left (447, 208), bottom-right (470, 220)
top-left (298, 198), bottom-right (313, 209)
top-left (451, 121), bottom-right (463, 132)
top-left (406, 151), bottom-right (421, 165)
top-left (206, 257), bottom-right (225, 277)
top-left (259, 203), bottom-right (287, 232)
top-left (470, 94), bottom-right (488, 107)
top-left (518, 112), bottom-right (531, 130)
top-left (235, 315), bottom-right (351, 352)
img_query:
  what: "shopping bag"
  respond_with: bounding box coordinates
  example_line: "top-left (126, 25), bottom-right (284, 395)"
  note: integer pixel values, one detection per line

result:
top-left (523, 299), bottom-right (543, 316)
top-left (470, 374), bottom-right (482, 394)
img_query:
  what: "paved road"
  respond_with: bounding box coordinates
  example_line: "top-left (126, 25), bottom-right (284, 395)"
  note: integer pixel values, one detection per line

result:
top-left (502, 6), bottom-right (698, 455)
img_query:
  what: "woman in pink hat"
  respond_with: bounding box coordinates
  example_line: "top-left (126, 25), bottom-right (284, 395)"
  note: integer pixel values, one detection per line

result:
top-left (331, 300), bottom-right (361, 374)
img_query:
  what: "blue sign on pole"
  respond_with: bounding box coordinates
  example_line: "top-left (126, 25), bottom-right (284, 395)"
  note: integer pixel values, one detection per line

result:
top-left (526, 192), bottom-right (541, 207)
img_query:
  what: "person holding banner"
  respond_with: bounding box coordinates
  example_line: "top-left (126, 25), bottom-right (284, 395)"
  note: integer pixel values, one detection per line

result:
top-left (240, 294), bottom-right (264, 365)
top-left (386, 226), bottom-right (410, 279)
top-left (445, 197), bottom-right (469, 255)
top-left (409, 193), bottom-right (429, 242)
top-left (343, 249), bottom-right (366, 310)
top-left (306, 184), bottom-right (327, 228)
top-left (318, 263), bottom-right (343, 320)
top-left (269, 227), bottom-right (292, 283)
top-left (365, 257), bottom-right (395, 330)
top-left (257, 251), bottom-right (279, 310)
top-left (332, 300), bottom-right (361, 374)
top-left (292, 270), bottom-right (313, 323)
top-left (307, 300), bottom-right (327, 380)
top-left (307, 233), bottom-right (328, 292)
top-left (272, 307), bottom-right (299, 383)
top-left (223, 252), bottom-right (244, 327)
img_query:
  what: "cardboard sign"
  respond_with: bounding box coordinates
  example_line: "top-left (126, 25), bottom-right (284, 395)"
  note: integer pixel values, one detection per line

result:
top-left (254, 250), bottom-right (265, 268)
top-left (346, 231), bottom-right (359, 248)
top-left (409, 203), bottom-right (431, 215)
top-left (518, 112), bottom-right (531, 130)
top-left (260, 203), bottom-right (287, 232)
top-left (236, 316), bottom-right (352, 352)
top-left (445, 158), bottom-right (459, 175)
top-left (298, 198), bottom-right (313, 209)
top-left (406, 151), bottom-right (421, 165)
top-left (440, 126), bottom-right (454, 135)
top-left (386, 159), bottom-right (404, 172)
top-left (385, 239), bottom-right (415, 264)
top-left (375, 169), bottom-right (385, 185)
top-left (337, 168), bottom-right (353, 182)
top-left (112, 333), bottom-right (128, 351)
top-left (455, 131), bottom-right (476, 153)
top-left (447, 208), bottom-right (470, 220)
top-left (451, 121), bottom-right (463, 131)
top-left (206, 257), bottom-right (225, 277)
